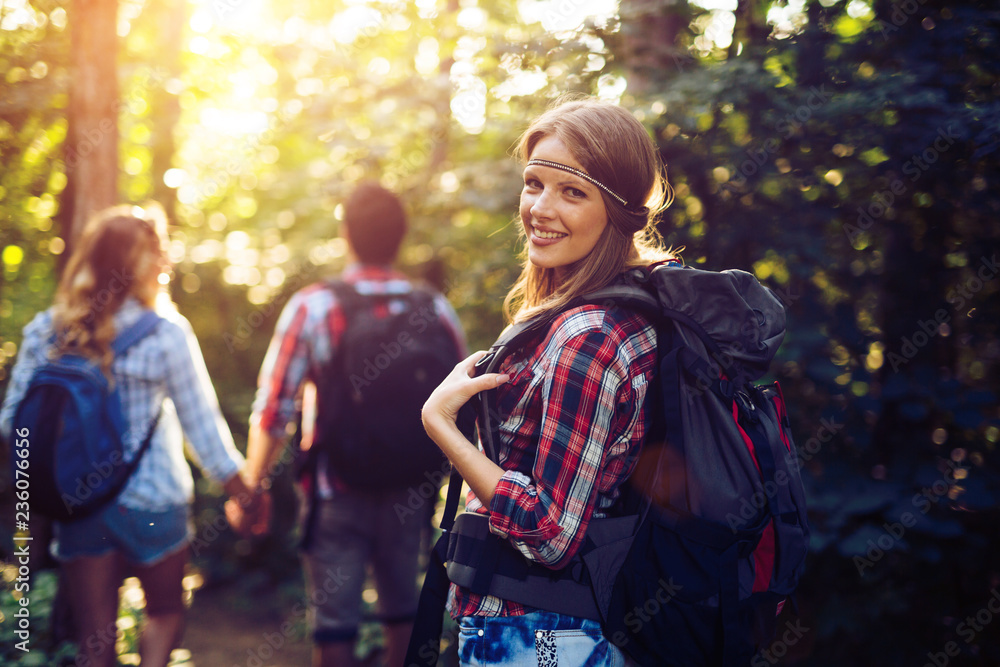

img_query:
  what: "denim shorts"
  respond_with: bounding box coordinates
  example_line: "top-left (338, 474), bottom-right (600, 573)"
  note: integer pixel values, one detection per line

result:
top-left (53, 502), bottom-right (192, 566)
top-left (457, 610), bottom-right (627, 667)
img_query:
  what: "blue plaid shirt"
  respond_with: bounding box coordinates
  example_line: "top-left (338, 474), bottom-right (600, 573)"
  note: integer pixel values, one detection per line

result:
top-left (0, 297), bottom-right (244, 511)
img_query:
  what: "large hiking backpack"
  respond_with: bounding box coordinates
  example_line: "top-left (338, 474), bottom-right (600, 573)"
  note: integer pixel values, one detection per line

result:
top-left (406, 262), bottom-right (809, 667)
top-left (11, 311), bottom-right (163, 522)
top-left (312, 280), bottom-right (461, 492)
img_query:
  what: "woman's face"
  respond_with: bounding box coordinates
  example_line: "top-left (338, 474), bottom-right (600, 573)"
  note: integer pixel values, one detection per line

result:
top-left (520, 135), bottom-right (609, 281)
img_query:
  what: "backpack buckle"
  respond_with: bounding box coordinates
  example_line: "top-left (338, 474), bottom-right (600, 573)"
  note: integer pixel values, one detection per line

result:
top-left (622, 267), bottom-right (650, 286)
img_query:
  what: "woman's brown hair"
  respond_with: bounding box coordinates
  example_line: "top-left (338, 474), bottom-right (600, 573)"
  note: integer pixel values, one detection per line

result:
top-left (52, 203), bottom-right (168, 372)
top-left (504, 96), bottom-right (677, 323)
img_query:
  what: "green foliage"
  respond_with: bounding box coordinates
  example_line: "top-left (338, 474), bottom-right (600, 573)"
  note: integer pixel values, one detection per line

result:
top-left (615, 0), bottom-right (1000, 662)
top-left (1, 0), bottom-right (999, 664)
top-left (0, 569), bottom-right (75, 665)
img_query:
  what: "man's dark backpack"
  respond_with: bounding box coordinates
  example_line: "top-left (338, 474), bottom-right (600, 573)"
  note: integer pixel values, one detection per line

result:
top-left (407, 263), bottom-right (810, 667)
top-left (311, 281), bottom-right (461, 493)
top-left (11, 311), bottom-right (163, 522)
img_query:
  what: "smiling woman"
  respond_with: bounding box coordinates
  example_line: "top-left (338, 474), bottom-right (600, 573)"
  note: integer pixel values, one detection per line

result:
top-left (502, 97), bottom-right (676, 324)
top-left (414, 96), bottom-right (679, 667)
top-left (519, 136), bottom-right (610, 280)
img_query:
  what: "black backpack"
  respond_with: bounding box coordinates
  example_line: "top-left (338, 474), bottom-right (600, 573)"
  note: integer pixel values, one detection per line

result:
top-left (10, 311), bottom-right (163, 522)
top-left (311, 280), bottom-right (461, 492)
top-left (407, 263), bottom-right (809, 667)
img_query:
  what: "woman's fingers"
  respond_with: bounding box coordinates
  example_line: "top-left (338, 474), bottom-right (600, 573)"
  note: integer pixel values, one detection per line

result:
top-left (469, 372), bottom-right (510, 394)
top-left (422, 353), bottom-right (509, 433)
top-left (453, 350), bottom-right (488, 378)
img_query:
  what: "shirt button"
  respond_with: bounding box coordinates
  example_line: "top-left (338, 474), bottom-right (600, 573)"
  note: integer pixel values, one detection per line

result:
top-left (536, 631), bottom-right (544, 638)
top-left (477, 629), bottom-right (484, 637)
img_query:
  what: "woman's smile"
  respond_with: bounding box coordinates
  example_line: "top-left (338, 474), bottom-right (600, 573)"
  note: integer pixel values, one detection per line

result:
top-left (520, 135), bottom-right (609, 278)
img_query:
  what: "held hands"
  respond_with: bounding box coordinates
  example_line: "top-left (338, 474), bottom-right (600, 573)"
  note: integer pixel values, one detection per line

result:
top-left (421, 351), bottom-right (509, 443)
top-left (224, 483), bottom-right (273, 538)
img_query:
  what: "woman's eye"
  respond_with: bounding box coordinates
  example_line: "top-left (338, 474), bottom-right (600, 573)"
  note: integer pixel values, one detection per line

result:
top-left (567, 187), bottom-right (586, 198)
top-left (525, 178), bottom-right (542, 189)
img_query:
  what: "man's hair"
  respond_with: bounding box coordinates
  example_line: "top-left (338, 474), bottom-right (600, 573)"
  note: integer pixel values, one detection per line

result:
top-left (343, 182), bottom-right (408, 265)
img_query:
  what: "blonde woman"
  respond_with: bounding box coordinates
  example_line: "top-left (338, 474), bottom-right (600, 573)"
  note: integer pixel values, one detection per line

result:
top-left (421, 97), bottom-right (677, 665)
top-left (0, 204), bottom-right (265, 667)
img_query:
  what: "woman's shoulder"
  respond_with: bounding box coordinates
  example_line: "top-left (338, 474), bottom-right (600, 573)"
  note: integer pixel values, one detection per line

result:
top-left (115, 298), bottom-right (186, 336)
top-left (546, 303), bottom-right (655, 346)
top-left (23, 308), bottom-right (56, 338)
top-left (15, 309), bottom-right (57, 359)
top-left (526, 305), bottom-right (657, 373)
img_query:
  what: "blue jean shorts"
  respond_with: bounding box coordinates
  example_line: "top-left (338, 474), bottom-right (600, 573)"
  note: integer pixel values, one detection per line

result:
top-left (53, 502), bottom-right (192, 566)
top-left (457, 610), bottom-right (627, 667)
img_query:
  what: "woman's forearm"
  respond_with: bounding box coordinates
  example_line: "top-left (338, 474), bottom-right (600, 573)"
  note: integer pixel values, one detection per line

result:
top-left (423, 414), bottom-right (505, 506)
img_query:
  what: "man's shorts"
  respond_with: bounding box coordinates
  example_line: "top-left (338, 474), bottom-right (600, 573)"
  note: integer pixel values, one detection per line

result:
top-left (53, 502), bottom-right (192, 566)
top-left (301, 487), bottom-right (430, 643)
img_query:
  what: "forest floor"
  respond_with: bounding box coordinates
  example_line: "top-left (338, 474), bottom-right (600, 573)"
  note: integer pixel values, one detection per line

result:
top-left (181, 585), bottom-right (312, 667)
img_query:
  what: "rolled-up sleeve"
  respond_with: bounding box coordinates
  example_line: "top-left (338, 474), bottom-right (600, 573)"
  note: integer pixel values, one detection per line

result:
top-left (251, 293), bottom-right (314, 438)
top-left (162, 316), bottom-right (243, 483)
top-left (487, 328), bottom-right (632, 569)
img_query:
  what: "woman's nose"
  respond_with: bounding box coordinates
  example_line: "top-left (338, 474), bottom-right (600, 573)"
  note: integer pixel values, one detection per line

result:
top-left (530, 189), bottom-right (555, 219)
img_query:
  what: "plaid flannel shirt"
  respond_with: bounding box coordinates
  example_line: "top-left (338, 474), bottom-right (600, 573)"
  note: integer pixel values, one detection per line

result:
top-left (0, 297), bottom-right (244, 510)
top-left (450, 304), bottom-right (658, 618)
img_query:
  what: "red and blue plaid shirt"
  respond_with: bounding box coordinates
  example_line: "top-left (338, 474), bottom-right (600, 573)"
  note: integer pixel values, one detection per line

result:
top-left (450, 304), bottom-right (658, 618)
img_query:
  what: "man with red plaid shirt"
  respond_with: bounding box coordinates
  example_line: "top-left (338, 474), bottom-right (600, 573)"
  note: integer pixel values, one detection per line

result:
top-left (235, 182), bottom-right (465, 667)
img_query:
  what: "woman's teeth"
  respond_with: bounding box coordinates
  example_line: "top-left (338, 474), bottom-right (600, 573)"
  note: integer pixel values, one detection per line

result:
top-left (535, 230), bottom-right (567, 239)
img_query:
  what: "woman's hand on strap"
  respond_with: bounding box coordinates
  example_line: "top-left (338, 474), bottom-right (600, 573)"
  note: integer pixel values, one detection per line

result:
top-left (421, 351), bottom-right (509, 505)
top-left (421, 351), bottom-right (508, 443)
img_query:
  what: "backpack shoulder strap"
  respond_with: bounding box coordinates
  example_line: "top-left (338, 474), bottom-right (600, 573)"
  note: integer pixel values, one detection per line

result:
top-left (326, 278), bottom-right (363, 318)
top-left (111, 310), bottom-right (163, 356)
top-left (473, 314), bottom-right (559, 463)
top-left (473, 274), bottom-right (661, 463)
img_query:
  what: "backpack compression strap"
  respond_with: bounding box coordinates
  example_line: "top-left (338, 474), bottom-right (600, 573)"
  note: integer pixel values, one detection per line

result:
top-left (112, 310), bottom-right (165, 485)
top-left (67, 310), bottom-right (165, 520)
top-left (296, 281), bottom-right (361, 551)
top-left (112, 310), bottom-right (163, 356)
top-left (474, 274), bottom-right (661, 464)
top-left (404, 466), bottom-right (464, 666)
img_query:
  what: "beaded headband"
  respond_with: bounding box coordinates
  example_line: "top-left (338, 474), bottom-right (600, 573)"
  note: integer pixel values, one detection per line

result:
top-left (526, 159), bottom-right (632, 210)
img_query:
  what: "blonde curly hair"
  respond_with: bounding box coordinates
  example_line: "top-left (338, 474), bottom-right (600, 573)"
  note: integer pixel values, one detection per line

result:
top-left (52, 203), bottom-right (168, 373)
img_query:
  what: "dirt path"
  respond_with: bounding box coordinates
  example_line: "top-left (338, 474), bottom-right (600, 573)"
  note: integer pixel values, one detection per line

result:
top-left (181, 586), bottom-right (313, 667)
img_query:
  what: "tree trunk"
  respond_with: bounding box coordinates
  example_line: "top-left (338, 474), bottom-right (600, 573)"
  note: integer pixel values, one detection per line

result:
top-left (429, 0), bottom-right (460, 173)
top-left (62, 0), bottom-right (119, 253)
top-left (729, 0), bottom-right (768, 59)
top-left (147, 0), bottom-right (184, 221)
top-left (616, 0), bottom-right (692, 95)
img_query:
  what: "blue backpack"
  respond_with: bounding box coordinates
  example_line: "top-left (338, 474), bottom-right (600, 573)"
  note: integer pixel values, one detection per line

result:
top-left (407, 263), bottom-right (810, 667)
top-left (12, 311), bottom-right (163, 522)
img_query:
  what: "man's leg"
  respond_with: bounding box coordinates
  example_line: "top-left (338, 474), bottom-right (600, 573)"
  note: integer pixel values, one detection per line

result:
top-left (303, 494), bottom-right (372, 667)
top-left (372, 488), bottom-right (427, 666)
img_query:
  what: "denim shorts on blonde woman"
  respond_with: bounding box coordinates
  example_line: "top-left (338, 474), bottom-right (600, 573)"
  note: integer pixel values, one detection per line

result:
top-left (53, 502), bottom-right (192, 565)
top-left (457, 610), bottom-right (627, 666)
